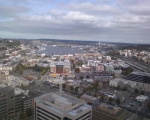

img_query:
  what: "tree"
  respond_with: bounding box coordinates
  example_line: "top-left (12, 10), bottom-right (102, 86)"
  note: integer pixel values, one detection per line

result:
top-left (76, 60), bottom-right (83, 66)
top-left (116, 98), bottom-right (121, 105)
top-left (86, 76), bottom-right (89, 78)
top-left (116, 85), bottom-right (121, 90)
top-left (83, 88), bottom-right (86, 93)
top-left (108, 97), bottom-right (113, 103)
top-left (70, 86), bottom-right (74, 91)
top-left (122, 86), bottom-right (127, 91)
top-left (122, 66), bottom-right (133, 76)
top-left (140, 90), bottom-right (144, 95)
top-left (62, 83), bottom-right (66, 89)
top-left (19, 68), bottom-right (23, 75)
top-left (148, 102), bottom-right (150, 112)
top-left (100, 95), bottom-right (104, 101)
top-left (80, 76), bottom-right (83, 79)
top-left (134, 89), bottom-right (139, 94)
top-left (75, 68), bottom-right (80, 73)
top-left (114, 67), bottom-right (120, 70)
top-left (72, 63), bottom-right (76, 69)
top-left (75, 87), bottom-right (78, 93)
top-left (64, 75), bottom-right (67, 81)
top-left (26, 108), bottom-right (32, 117)
top-left (19, 112), bottom-right (28, 120)
top-left (92, 81), bottom-right (99, 92)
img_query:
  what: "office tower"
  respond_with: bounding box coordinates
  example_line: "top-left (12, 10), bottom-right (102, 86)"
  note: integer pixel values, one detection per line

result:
top-left (0, 84), bottom-right (23, 120)
top-left (34, 92), bottom-right (92, 120)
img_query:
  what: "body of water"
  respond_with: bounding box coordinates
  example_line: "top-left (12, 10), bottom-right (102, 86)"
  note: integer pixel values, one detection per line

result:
top-left (35, 46), bottom-right (85, 55)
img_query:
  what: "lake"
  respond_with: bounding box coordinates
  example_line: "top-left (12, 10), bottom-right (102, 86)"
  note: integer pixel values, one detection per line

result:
top-left (35, 46), bottom-right (85, 55)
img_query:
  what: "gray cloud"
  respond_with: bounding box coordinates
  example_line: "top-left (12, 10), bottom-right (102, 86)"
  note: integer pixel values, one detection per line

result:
top-left (0, 0), bottom-right (150, 43)
top-left (0, 6), bottom-right (29, 19)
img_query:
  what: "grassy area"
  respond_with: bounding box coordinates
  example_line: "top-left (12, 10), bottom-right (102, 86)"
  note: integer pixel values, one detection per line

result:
top-left (15, 64), bottom-right (49, 76)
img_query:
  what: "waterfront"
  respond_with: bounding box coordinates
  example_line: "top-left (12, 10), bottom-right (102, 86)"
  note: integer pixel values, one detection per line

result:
top-left (35, 45), bottom-right (85, 55)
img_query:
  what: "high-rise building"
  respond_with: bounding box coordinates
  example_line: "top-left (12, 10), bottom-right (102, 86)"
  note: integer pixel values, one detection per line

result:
top-left (0, 84), bottom-right (23, 120)
top-left (34, 92), bottom-right (92, 120)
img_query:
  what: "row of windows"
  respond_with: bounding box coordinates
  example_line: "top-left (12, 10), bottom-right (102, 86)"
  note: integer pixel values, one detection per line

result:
top-left (37, 106), bottom-right (61, 120)
top-left (37, 110), bottom-right (58, 120)
top-left (76, 111), bottom-right (91, 120)
top-left (0, 100), bottom-right (7, 103)
top-left (37, 117), bottom-right (43, 120)
top-left (37, 113), bottom-right (49, 120)
top-left (36, 106), bottom-right (91, 120)
top-left (0, 110), bottom-right (7, 116)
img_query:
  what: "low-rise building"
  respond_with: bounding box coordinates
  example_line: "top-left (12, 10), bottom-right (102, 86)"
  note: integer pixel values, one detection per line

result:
top-left (93, 71), bottom-right (113, 80)
top-left (8, 75), bottom-right (34, 87)
top-left (93, 103), bottom-right (138, 120)
top-left (80, 94), bottom-right (99, 105)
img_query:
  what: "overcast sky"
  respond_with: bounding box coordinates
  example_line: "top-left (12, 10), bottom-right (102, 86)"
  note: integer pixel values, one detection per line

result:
top-left (0, 0), bottom-right (150, 43)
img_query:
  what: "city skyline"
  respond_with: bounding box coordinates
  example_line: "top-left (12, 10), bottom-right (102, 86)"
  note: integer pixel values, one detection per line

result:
top-left (0, 0), bottom-right (150, 43)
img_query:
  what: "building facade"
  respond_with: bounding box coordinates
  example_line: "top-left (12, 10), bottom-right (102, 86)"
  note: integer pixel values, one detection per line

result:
top-left (34, 92), bottom-right (92, 120)
top-left (0, 85), bottom-right (23, 120)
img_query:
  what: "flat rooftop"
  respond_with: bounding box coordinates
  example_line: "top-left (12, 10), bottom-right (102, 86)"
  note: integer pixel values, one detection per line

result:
top-left (36, 93), bottom-right (83, 108)
top-left (81, 94), bottom-right (97, 101)
top-left (35, 92), bottom-right (91, 116)
top-left (0, 84), bottom-right (7, 88)
top-left (132, 72), bottom-right (150, 77)
top-left (124, 72), bottom-right (150, 84)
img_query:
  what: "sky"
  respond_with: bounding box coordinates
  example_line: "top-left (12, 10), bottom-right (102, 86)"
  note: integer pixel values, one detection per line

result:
top-left (0, 0), bottom-right (150, 43)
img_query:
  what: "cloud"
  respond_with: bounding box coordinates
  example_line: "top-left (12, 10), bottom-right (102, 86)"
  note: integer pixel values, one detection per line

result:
top-left (0, 6), bottom-right (29, 18)
top-left (63, 2), bottom-right (119, 16)
top-left (0, 0), bottom-right (150, 43)
top-left (63, 11), bottom-right (97, 22)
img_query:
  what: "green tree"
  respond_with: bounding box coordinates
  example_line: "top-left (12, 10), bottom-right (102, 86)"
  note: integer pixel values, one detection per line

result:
top-left (70, 86), bottom-right (74, 91)
top-left (108, 97), bottom-right (113, 103)
top-left (75, 68), bottom-right (80, 73)
top-left (122, 66), bottom-right (133, 76)
top-left (100, 95), bottom-right (104, 101)
top-left (148, 102), bottom-right (150, 112)
top-left (19, 112), bottom-right (28, 120)
top-left (19, 68), bottom-right (23, 75)
top-left (76, 60), bottom-right (83, 66)
top-left (140, 90), bottom-right (144, 95)
top-left (134, 89), bottom-right (139, 94)
top-left (116, 98), bottom-right (121, 105)
top-left (64, 75), bottom-right (67, 81)
top-left (26, 108), bottom-right (32, 117)
top-left (75, 87), bottom-right (78, 93)
top-left (83, 88), bottom-right (86, 93)
top-left (80, 76), bottom-right (83, 79)
top-left (62, 83), bottom-right (66, 89)
top-left (92, 81), bottom-right (99, 92)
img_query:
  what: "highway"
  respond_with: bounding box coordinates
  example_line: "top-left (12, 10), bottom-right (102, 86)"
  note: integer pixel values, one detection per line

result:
top-left (119, 57), bottom-right (150, 72)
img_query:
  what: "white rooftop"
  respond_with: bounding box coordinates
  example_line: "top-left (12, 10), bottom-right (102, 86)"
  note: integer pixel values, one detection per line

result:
top-left (35, 92), bottom-right (91, 116)
top-left (15, 87), bottom-right (25, 95)
top-left (0, 84), bottom-right (7, 88)
top-left (81, 94), bottom-right (97, 101)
